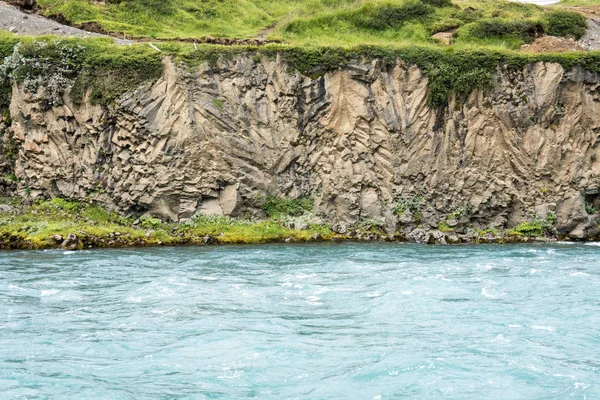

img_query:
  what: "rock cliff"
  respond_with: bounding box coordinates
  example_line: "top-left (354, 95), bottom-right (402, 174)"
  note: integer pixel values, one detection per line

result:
top-left (6, 55), bottom-right (600, 239)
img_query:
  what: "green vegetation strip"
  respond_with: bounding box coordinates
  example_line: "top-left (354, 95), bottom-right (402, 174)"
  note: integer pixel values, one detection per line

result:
top-left (3, 34), bottom-right (600, 108)
top-left (0, 198), bottom-right (337, 249)
top-left (21, 0), bottom-right (590, 49)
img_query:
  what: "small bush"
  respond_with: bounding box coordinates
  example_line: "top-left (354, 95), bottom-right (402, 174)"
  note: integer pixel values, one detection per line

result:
top-left (585, 201), bottom-right (598, 215)
top-left (357, 218), bottom-right (386, 233)
top-left (420, 0), bottom-right (452, 7)
top-left (510, 214), bottom-right (554, 237)
top-left (211, 98), bottom-right (224, 109)
top-left (0, 40), bottom-right (86, 104)
top-left (467, 19), bottom-right (545, 43)
top-left (140, 216), bottom-right (162, 229)
top-left (511, 221), bottom-right (544, 237)
top-left (544, 10), bottom-right (587, 40)
top-left (546, 211), bottom-right (557, 225)
top-left (438, 222), bottom-right (453, 232)
top-left (121, 0), bottom-right (176, 16)
top-left (50, 198), bottom-right (81, 213)
top-left (263, 196), bottom-right (313, 218)
top-left (393, 196), bottom-right (423, 216)
top-left (357, 1), bottom-right (433, 30)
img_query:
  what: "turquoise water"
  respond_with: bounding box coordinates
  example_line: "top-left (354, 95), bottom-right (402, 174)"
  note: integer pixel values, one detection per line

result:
top-left (1, 243), bottom-right (599, 399)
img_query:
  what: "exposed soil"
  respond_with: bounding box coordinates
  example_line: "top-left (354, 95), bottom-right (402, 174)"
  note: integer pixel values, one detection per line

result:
top-left (521, 35), bottom-right (587, 53)
top-left (564, 5), bottom-right (600, 19)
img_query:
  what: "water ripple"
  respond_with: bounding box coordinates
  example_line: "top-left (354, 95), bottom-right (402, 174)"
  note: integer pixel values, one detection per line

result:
top-left (0, 243), bottom-right (599, 399)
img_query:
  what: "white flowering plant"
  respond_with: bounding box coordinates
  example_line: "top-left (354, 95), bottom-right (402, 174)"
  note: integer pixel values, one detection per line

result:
top-left (0, 40), bottom-right (86, 105)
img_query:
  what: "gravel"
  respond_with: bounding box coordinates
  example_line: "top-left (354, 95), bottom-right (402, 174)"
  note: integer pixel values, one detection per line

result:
top-left (0, 1), bottom-right (132, 44)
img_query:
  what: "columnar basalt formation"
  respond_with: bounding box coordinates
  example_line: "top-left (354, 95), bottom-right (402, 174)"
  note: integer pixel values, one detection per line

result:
top-left (7, 56), bottom-right (600, 239)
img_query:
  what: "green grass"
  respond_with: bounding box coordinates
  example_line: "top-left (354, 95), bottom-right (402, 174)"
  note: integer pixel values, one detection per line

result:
top-left (0, 198), bottom-right (338, 249)
top-left (262, 195), bottom-right (314, 219)
top-left (14, 0), bottom-right (592, 49)
top-left (558, 0), bottom-right (600, 6)
top-left (5, 33), bottom-right (600, 109)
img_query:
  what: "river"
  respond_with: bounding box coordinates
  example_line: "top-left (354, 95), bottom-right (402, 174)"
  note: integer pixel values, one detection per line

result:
top-left (1, 243), bottom-right (599, 399)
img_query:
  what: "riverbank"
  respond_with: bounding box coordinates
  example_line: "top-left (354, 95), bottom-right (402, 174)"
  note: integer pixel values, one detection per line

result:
top-left (0, 198), bottom-right (574, 250)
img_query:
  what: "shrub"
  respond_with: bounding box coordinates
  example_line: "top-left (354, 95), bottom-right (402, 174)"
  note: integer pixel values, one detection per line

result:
top-left (49, 198), bottom-right (81, 213)
top-left (357, 218), bottom-right (386, 233)
top-left (0, 40), bottom-right (86, 104)
top-left (420, 0), bottom-right (452, 7)
top-left (263, 196), bottom-right (313, 218)
top-left (121, 0), bottom-right (176, 16)
top-left (357, 1), bottom-right (433, 30)
top-left (467, 19), bottom-right (545, 43)
top-left (393, 196), bottom-right (423, 216)
top-left (438, 222), bottom-right (453, 232)
top-left (585, 201), bottom-right (598, 215)
top-left (140, 216), bottom-right (162, 229)
top-left (511, 221), bottom-right (544, 237)
top-left (510, 214), bottom-right (555, 237)
top-left (544, 10), bottom-right (587, 40)
top-left (546, 211), bottom-right (557, 225)
top-left (211, 98), bottom-right (224, 109)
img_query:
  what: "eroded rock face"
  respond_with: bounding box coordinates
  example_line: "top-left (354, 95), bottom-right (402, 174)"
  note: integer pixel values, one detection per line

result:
top-left (8, 56), bottom-right (600, 238)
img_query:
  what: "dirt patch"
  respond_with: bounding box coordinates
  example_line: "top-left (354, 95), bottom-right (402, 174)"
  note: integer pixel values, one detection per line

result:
top-left (564, 5), bottom-right (600, 20)
top-left (432, 31), bottom-right (454, 46)
top-left (521, 35), bottom-right (586, 53)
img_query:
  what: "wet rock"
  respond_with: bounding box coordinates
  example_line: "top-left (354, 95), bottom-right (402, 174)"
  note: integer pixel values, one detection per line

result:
top-left (61, 233), bottom-right (81, 250)
top-left (203, 234), bottom-right (216, 244)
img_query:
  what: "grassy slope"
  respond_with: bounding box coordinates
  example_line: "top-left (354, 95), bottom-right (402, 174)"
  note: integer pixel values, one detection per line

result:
top-left (28, 0), bottom-right (595, 49)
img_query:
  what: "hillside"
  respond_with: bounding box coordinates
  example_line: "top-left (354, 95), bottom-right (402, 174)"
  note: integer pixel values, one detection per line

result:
top-left (4, 0), bottom-right (595, 49)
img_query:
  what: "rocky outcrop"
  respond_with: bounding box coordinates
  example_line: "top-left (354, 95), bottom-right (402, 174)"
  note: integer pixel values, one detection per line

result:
top-left (0, 111), bottom-right (17, 196)
top-left (6, 55), bottom-right (600, 239)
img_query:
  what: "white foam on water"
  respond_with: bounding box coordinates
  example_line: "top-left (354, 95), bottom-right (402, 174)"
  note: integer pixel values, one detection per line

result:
top-left (532, 325), bottom-right (554, 332)
top-left (574, 382), bottom-right (590, 390)
top-left (400, 290), bottom-right (414, 295)
top-left (584, 242), bottom-right (600, 247)
top-left (530, 269), bottom-right (537, 275)
top-left (508, 324), bottom-right (522, 328)
top-left (553, 373), bottom-right (576, 379)
top-left (366, 292), bottom-right (382, 298)
top-left (481, 287), bottom-right (505, 299)
top-left (295, 273), bottom-right (317, 279)
top-left (313, 287), bottom-right (330, 295)
top-left (570, 271), bottom-right (590, 277)
top-left (491, 334), bottom-right (510, 343)
top-left (477, 263), bottom-right (494, 271)
top-left (556, 241), bottom-right (576, 245)
top-left (40, 289), bottom-right (59, 297)
top-left (198, 277), bottom-right (217, 281)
